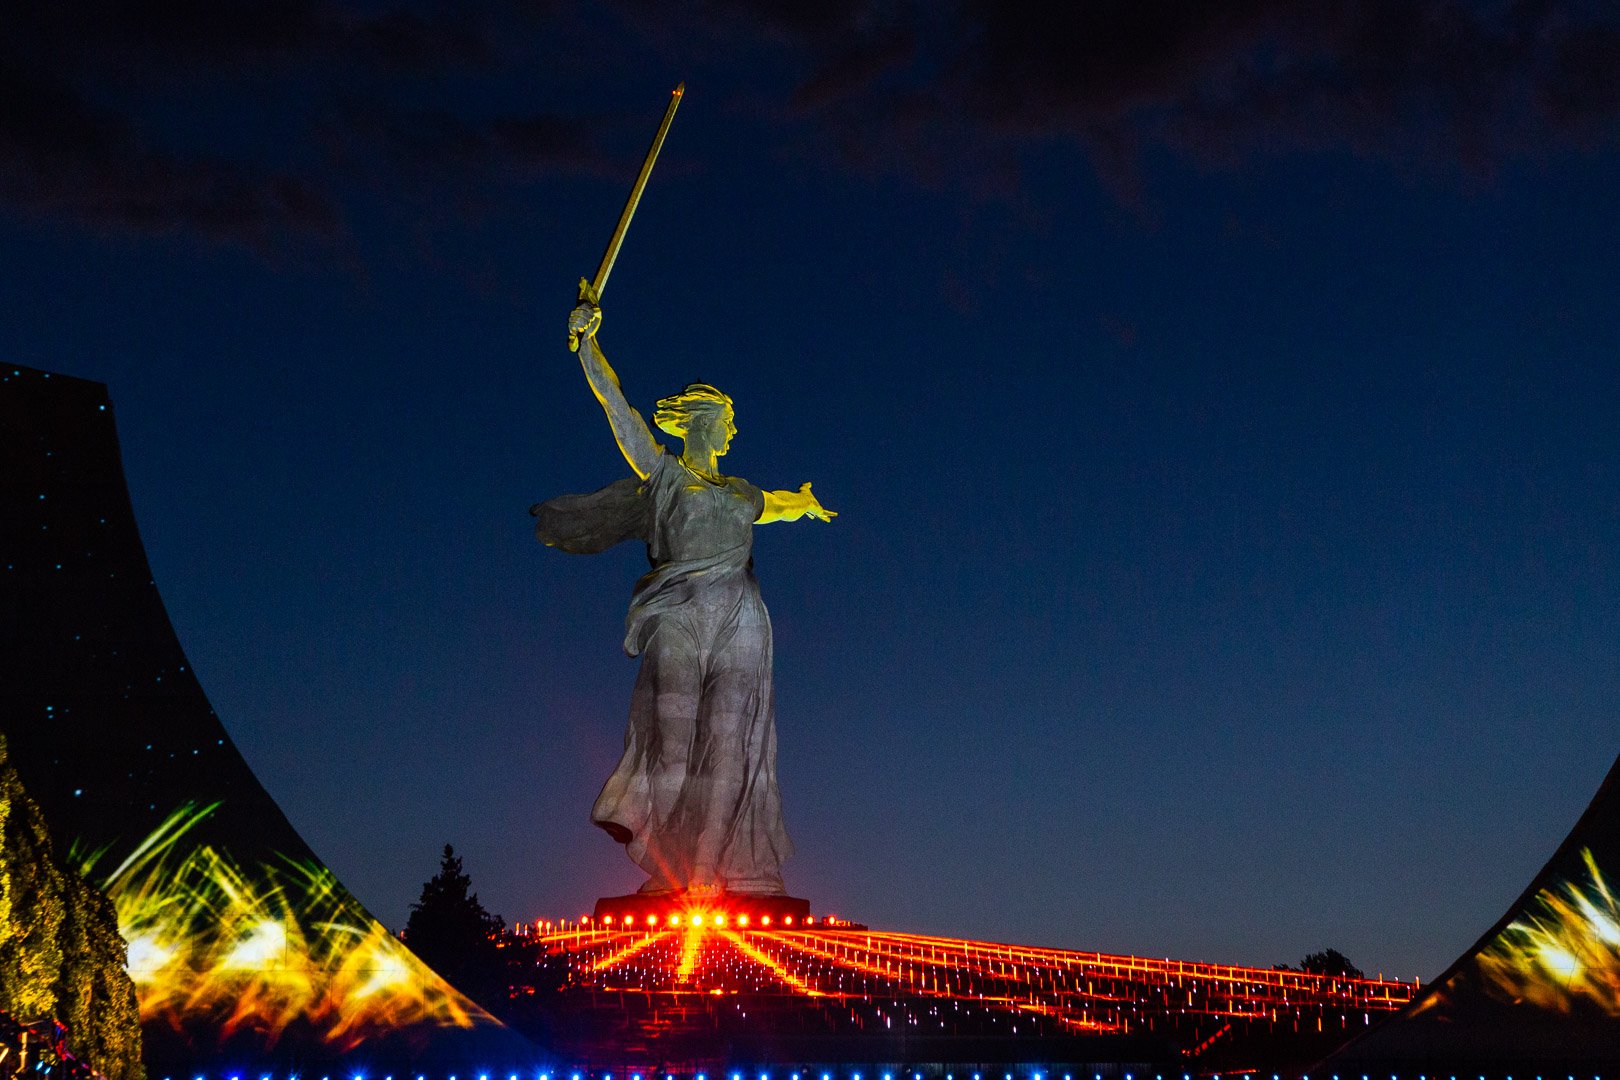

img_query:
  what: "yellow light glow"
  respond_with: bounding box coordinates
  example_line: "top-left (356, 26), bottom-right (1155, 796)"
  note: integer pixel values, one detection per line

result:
top-left (87, 802), bottom-right (488, 1048)
top-left (1540, 944), bottom-right (1581, 980)
top-left (738, 915), bottom-right (750, 928)
top-left (1576, 895), bottom-right (1620, 945)
top-left (677, 924), bottom-right (704, 982)
top-left (1464, 848), bottom-right (1620, 1017)
top-left (222, 919), bottom-right (289, 970)
top-left (124, 932), bottom-right (178, 981)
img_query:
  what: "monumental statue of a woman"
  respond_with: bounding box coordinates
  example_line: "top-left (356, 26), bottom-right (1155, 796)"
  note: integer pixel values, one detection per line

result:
top-left (533, 302), bottom-right (834, 899)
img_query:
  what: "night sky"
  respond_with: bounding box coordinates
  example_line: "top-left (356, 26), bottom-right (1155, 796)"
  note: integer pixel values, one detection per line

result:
top-left (4, 2), bottom-right (1619, 983)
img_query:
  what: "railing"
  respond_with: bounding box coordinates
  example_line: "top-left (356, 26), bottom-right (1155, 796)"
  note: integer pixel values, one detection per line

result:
top-left (0, 1009), bottom-right (105, 1080)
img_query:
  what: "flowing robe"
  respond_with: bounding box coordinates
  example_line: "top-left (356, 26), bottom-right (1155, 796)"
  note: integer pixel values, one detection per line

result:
top-left (534, 451), bottom-right (792, 894)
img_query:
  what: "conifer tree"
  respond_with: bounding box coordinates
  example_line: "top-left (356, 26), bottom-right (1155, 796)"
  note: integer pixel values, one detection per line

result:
top-left (403, 844), bottom-right (508, 1013)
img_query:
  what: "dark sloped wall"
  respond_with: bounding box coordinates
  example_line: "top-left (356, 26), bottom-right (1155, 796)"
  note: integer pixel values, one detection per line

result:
top-left (0, 365), bottom-right (534, 1070)
top-left (1328, 752), bottom-right (1620, 1067)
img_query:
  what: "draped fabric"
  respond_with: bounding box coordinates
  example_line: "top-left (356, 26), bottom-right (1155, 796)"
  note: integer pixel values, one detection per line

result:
top-left (531, 476), bottom-right (647, 555)
top-left (534, 452), bottom-right (792, 895)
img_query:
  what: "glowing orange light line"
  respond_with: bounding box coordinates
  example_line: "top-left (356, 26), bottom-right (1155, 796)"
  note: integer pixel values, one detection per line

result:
top-left (776, 930), bottom-right (1407, 1023)
top-left (718, 930), bottom-right (823, 997)
top-left (797, 929), bottom-right (1410, 1003)
top-left (542, 920), bottom-right (1404, 992)
top-left (588, 930), bottom-right (672, 972)
top-left (788, 930), bottom-right (1060, 988)
top-left (743, 933), bottom-right (1128, 1032)
top-left (538, 919), bottom-right (1410, 1040)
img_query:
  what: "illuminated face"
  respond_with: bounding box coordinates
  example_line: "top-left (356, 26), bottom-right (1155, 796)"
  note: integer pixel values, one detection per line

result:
top-left (688, 407), bottom-right (736, 457)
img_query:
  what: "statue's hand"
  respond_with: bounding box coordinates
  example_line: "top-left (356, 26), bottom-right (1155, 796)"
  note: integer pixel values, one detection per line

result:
top-left (800, 481), bottom-right (837, 522)
top-left (568, 303), bottom-right (601, 340)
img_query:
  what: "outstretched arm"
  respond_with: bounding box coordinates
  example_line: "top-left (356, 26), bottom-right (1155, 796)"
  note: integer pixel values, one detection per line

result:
top-left (568, 304), bottom-right (662, 480)
top-left (758, 482), bottom-right (836, 524)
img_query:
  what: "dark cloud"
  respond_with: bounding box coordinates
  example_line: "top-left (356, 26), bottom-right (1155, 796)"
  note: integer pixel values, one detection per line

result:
top-left (0, 0), bottom-right (580, 249)
top-left (745, 0), bottom-right (1620, 194)
top-left (0, 65), bottom-right (341, 247)
top-left (1535, 20), bottom-right (1620, 140)
top-left (3, 0), bottom-right (1615, 249)
top-left (788, 29), bottom-right (914, 114)
top-left (1138, 1), bottom-right (1620, 171)
top-left (350, 105), bottom-right (619, 181)
top-left (7, 0), bottom-right (493, 71)
top-left (620, 0), bottom-right (875, 50)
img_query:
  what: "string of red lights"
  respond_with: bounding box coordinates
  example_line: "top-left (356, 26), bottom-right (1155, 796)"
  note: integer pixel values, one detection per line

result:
top-left (508, 918), bottom-right (1413, 1067)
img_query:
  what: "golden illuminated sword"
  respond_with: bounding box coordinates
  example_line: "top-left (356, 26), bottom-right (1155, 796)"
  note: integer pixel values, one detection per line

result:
top-left (569, 81), bottom-right (685, 352)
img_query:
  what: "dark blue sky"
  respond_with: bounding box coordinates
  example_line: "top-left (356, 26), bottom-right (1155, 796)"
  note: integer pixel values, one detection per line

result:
top-left (4, 1), bottom-right (1619, 981)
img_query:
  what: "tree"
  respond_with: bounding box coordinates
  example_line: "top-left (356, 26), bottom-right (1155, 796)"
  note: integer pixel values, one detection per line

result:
top-left (64, 879), bottom-right (143, 1080)
top-left (0, 750), bottom-right (64, 1022)
top-left (403, 844), bottom-right (508, 1013)
top-left (1300, 948), bottom-right (1364, 979)
top-left (0, 734), bottom-right (144, 1080)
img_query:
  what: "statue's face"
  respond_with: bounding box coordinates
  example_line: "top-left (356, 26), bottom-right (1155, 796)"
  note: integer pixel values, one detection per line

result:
top-left (689, 407), bottom-right (736, 457)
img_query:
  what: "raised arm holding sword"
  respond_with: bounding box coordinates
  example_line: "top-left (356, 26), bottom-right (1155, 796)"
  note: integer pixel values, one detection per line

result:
top-left (534, 84), bottom-right (834, 901)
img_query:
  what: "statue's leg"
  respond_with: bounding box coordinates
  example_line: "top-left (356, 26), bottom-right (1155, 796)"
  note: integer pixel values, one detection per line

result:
top-left (640, 620), bottom-right (702, 891)
top-left (690, 611), bottom-right (772, 891)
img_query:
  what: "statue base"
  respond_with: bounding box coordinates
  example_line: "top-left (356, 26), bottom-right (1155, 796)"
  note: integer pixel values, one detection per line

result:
top-left (593, 890), bottom-right (812, 928)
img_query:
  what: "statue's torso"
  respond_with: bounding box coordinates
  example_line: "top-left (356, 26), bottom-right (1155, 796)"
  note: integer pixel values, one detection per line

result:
top-left (649, 453), bottom-right (762, 566)
top-left (622, 453), bottom-right (767, 656)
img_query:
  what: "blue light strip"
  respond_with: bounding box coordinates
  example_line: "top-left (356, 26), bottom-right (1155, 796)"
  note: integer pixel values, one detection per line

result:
top-left (153, 1071), bottom-right (1606, 1080)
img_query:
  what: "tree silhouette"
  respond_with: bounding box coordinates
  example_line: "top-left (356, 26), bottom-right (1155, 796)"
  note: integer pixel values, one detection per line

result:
top-left (403, 845), bottom-right (508, 1013)
top-left (1300, 948), bottom-right (1364, 979)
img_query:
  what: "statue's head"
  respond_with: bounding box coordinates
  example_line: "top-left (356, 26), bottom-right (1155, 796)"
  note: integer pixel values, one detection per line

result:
top-left (654, 383), bottom-right (735, 457)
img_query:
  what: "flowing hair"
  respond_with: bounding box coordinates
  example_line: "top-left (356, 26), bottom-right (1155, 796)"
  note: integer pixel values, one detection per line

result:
top-left (652, 383), bottom-right (732, 438)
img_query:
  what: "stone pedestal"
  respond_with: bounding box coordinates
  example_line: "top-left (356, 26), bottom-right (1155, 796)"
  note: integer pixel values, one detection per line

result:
top-left (592, 891), bottom-right (812, 927)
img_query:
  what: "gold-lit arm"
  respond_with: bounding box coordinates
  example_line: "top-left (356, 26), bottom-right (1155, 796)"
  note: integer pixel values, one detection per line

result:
top-left (758, 482), bottom-right (836, 524)
top-left (569, 305), bottom-right (663, 480)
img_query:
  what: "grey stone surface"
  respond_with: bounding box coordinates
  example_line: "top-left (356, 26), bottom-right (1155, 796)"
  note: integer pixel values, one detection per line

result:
top-left (534, 306), bottom-right (832, 897)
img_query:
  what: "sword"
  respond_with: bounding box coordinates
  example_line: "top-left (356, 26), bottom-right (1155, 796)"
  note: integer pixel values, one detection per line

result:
top-left (569, 81), bottom-right (685, 352)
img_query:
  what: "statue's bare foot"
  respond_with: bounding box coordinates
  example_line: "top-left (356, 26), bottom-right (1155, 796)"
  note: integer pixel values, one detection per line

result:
top-left (724, 875), bottom-right (786, 896)
top-left (684, 877), bottom-right (724, 902)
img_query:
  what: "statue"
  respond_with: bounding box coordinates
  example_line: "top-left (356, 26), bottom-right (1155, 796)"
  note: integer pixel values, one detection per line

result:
top-left (534, 303), bottom-right (835, 898)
